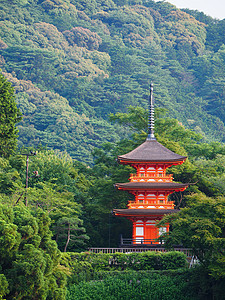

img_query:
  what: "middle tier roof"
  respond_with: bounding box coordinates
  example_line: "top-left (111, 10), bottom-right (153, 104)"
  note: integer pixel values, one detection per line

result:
top-left (115, 182), bottom-right (189, 192)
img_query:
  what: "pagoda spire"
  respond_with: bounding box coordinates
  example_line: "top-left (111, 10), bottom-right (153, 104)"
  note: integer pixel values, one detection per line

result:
top-left (146, 83), bottom-right (156, 141)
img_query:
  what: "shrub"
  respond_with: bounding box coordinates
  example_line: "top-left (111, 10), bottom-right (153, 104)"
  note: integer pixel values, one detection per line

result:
top-left (161, 251), bottom-right (188, 270)
top-left (66, 271), bottom-right (198, 300)
top-left (61, 251), bottom-right (188, 284)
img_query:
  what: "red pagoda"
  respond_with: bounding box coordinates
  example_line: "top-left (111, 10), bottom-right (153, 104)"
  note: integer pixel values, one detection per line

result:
top-left (113, 84), bottom-right (188, 245)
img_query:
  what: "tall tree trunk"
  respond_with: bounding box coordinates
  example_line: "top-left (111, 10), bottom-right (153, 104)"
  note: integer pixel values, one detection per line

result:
top-left (64, 223), bottom-right (70, 252)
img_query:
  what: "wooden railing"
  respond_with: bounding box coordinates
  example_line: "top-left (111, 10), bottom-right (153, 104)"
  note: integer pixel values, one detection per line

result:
top-left (121, 238), bottom-right (163, 245)
top-left (127, 202), bottom-right (174, 209)
top-left (89, 247), bottom-right (193, 257)
top-left (129, 174), bottom-right (173, 183)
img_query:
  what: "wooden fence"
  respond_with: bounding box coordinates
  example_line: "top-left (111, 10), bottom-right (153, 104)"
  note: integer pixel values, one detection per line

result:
top-left (89, 247), bottom-right (193, 257)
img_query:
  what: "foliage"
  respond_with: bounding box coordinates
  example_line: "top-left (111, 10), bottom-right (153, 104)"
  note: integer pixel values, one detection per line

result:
top-left (0, 73), bottom-right (22, 157)
top-left (0, 202), bottom-right (67, 299)
top-left (63, 27), bottom-right (102, 50)
top-left (66, 270), bottom-right (198, 300)
top-left (55, 217), bottom-right (89, 252)
top-left (0, 0), bottom-right (225, 161)
top-left (0, 149), bottom-right (90, 252)
top-left (158, 193), bottom-right (225, 280)
top-left (61, 251), bottom-right (187, 284)
top-left (0, 274), bottom-right (9, 300)
top-left (1, 3), bottom-right (225, 298)
top-left (0, 156), bottom-right (23, 194)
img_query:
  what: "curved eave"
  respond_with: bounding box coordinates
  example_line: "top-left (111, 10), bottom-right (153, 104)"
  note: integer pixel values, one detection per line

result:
top-left (114, 182), bottom-right (189, 192)
top-left (117, 140), bottom-right (187, 165)
top-left (118, 158), bottom-right (186, 165)
top-left (113, 208), bottom-right (179, 217)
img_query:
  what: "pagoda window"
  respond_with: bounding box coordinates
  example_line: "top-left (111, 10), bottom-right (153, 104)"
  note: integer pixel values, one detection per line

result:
top-left (136, 227), bottom-right (144, 235)
top-left (135, 223), bottom-right (144, 244)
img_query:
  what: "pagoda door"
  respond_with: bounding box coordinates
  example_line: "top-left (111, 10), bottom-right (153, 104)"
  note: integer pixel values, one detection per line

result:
top-left (145, 220), bottom-right (158, 244)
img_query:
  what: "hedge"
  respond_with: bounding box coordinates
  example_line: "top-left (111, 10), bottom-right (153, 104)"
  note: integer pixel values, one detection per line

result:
top-left (61, 251), bottom-right (188, 284)
top-left (66, 271), bottom-right (198, 300)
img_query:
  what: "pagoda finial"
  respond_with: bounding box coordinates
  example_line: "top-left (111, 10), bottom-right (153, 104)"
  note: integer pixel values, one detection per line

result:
top-left (146, 82), bottom-right (156, 141)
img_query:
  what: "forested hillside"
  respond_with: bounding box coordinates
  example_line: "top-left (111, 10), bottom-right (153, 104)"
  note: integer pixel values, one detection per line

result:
top-left (1, 49), bottom-right (225, 298)
top-left (1, 0), bottom-right (225, 162)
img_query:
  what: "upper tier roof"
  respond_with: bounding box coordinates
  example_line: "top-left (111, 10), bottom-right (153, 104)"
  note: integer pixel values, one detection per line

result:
top-left (118, 140), bottom-right (186, 163)
top-left (113, 209), bottom-right (179, 216)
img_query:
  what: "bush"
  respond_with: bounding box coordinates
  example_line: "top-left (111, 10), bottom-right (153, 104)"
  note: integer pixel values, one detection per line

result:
top-left (66, 271), bottom-right (198, 300)
top-left (61, 251), bottom-right (188, 284)
top-left (161, 251), bottom-right (188, 270)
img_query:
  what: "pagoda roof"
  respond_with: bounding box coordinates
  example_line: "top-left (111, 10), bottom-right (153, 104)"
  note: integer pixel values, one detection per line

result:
top-left (118, 140), bottom-right (186, 163)
top-left (113, 209), bottom-right (179, 216)
top-left (115, 182), bottom-right (188, 191)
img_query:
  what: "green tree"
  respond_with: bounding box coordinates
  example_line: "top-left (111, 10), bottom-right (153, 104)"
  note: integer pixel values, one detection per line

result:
top-left (0, 73), bottom-right (22, 157)
top-left (0, 156), bottom-right (23, 195)
top-left (0, 274), bottom-right (8, 300)
top-left (55, 217), bottom-right (89, 252)
top-left (23, 182), bottom-right (89, 251)
top-left (158, 193), bottom-right (225, 279)
top-left (0, 202), bottom-right (67, 299)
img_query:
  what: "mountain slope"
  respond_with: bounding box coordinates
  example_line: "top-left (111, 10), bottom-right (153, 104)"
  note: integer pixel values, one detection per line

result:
top-left (1, 0), bottom-right (225, 161)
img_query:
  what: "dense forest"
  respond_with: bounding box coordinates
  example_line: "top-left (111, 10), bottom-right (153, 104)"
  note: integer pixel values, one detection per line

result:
top-left (1, 0), bottom-right (225, 299)
top-left (1, 70), bottom-right (225, 298)
top-left (1, 0), bottom-right (225, 162)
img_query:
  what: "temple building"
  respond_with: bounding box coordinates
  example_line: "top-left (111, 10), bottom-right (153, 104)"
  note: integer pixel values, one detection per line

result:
top-left (113, 84), bottom-right (189, 245)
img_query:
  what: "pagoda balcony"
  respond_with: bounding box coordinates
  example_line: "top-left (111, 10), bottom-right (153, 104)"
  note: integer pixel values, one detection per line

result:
top-left (127, 202), bottom-right (174, 209)
top-left (129, 174), bottom-right (173, 183)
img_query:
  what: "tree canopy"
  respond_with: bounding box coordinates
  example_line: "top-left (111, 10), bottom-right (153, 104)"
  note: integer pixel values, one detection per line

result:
top-left (0, 203), bottom-right (67, 299)
top-left (1, 1), bottom-right (225, 298)
top-left (0, 0), bottom-right (225, 161)
top-left (158, 193), bottom-right (225, 281)
top-left (0, 73), bottom-right (22, 157)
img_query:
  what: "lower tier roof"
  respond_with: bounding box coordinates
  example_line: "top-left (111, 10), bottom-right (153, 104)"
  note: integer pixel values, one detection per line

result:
top-left (113, 209), bottom-right (179, 216)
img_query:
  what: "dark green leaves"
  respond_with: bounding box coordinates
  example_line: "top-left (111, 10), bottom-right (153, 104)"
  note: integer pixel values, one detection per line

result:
top-left (0, 73), bottom-right (22, 157)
